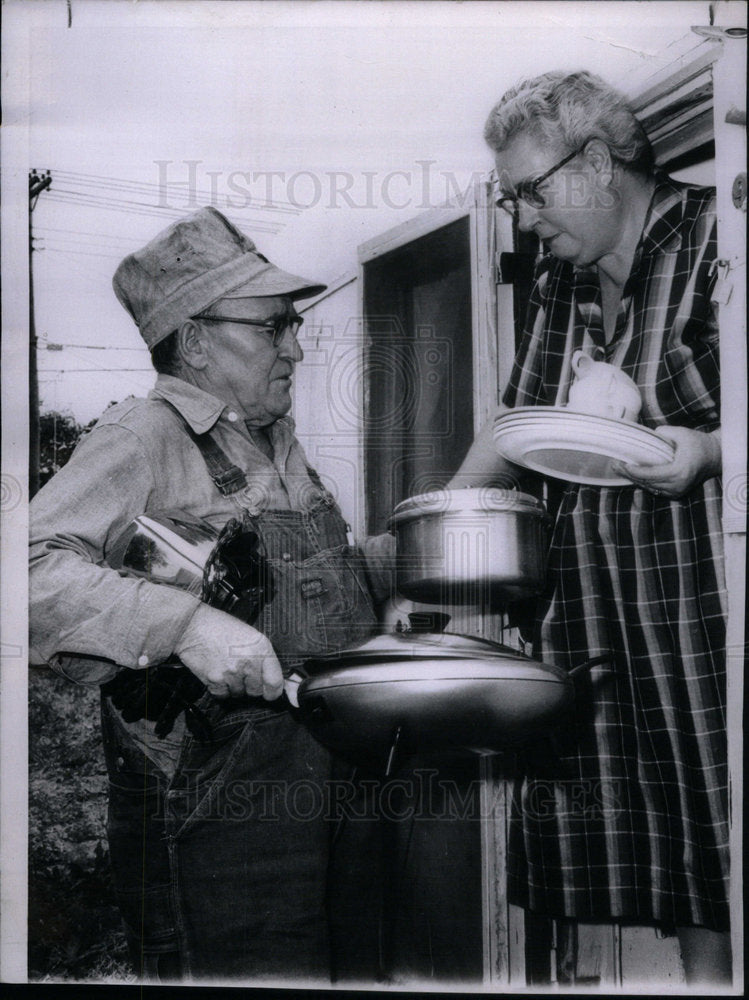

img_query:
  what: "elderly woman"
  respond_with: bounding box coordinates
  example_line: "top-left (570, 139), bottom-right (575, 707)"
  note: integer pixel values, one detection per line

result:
top-left (457, 71), bottom-right (729, 984)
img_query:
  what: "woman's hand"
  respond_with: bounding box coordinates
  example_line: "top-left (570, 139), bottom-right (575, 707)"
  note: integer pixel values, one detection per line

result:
top-left (612, 427), bottom-right (721, 498)
top-left (448, 405), bottom-right (523, 489)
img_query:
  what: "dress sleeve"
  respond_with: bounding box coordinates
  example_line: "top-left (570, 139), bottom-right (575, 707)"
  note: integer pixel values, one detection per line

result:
top-left (501, 261), bottom-right (553, 409)
top-left (661, 192), bottom-right (721, 430)
top-left (29, 422), bottom-right (201, 679)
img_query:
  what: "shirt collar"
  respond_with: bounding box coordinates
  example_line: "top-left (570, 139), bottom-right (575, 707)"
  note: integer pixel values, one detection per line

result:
top-left (150, 374), bottom-right (227, 434)
top-left (149, 374), bottom-right (297, 448)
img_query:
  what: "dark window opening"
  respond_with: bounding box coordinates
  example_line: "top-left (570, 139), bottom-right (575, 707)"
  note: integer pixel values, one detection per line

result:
top-left (363, 217), bottom-right (474, 534)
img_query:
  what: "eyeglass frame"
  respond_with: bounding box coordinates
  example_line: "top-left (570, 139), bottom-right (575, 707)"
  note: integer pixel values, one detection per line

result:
top-left (192, 311), bottom-right (304, 348)
top-left (495, 143), bottom-right (586, 215)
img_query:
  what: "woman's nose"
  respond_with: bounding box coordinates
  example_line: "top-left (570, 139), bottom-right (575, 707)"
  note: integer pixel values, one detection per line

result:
top-left (516, 200), bottom-right (541, 232)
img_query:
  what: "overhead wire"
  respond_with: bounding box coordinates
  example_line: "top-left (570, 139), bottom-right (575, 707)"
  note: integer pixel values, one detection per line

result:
top-left (44, 191), bottom-right (284, 232)
top-left (37, 368), bottom-right (154, 373)
top-left (35, 225), bottom-right (144, 244)
top-left (38, 342), bottom-right (148, 351)
top-left (52, 167), bottom-right (303, 214)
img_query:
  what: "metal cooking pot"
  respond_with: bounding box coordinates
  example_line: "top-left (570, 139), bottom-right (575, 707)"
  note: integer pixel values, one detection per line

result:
top-left (297, 618), bottom-right (606, 767)
top-left (389, 487), bottom-right (552, 604)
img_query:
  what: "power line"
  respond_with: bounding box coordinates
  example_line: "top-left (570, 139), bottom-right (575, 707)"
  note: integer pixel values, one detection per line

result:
top-left (36, 225), bottom-right (143, 244)
top-left (52, 167), bottom-right (303, 214)
top-left (38, 368), bottom-right (154, 373)
top-left (49, 179), bottom-right (298, 220)
top-left (39, 342), bottom-right (147, 351)
top-left (36, 237), bottom-right (138, 253)
top-left (42, 247), bottom-right (128, 260)
top-left (43, 192), bottom-right (284, 232)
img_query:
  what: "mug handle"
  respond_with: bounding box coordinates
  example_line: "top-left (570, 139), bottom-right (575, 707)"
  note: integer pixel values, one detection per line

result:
top-left (571, 350), bottom-right (592, 376)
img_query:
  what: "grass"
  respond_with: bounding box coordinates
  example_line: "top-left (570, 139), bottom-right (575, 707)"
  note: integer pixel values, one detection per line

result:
top-left (28, 667), bottom-right (134, 982)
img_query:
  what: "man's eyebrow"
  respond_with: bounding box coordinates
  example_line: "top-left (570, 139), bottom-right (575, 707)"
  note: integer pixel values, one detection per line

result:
top-left (250, 308), bottom-right (300, 322)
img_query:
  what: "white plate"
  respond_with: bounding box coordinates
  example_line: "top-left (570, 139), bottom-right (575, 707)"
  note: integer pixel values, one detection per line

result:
top-left (493, 407), bottom-right (674, 486)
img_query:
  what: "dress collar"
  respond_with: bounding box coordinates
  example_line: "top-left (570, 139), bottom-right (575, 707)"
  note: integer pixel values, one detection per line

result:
top-left (570, 172), bottom-right (686, 289)
top-left (635, 172), bottom-right (686, 257)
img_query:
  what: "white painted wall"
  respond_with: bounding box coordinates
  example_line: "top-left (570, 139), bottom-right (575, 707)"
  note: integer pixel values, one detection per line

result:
top-left (294, 277), bottom-right (366, 537)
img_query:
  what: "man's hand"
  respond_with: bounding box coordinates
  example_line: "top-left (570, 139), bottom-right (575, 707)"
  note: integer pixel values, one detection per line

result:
top-left (174, 603), bottom-right (284, 701)
top-left (612, 427), bottom-right (721, 499)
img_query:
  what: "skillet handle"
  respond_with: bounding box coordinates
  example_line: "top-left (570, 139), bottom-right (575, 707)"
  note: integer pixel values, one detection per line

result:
top-left (284, 669), bottom-right (309, 708)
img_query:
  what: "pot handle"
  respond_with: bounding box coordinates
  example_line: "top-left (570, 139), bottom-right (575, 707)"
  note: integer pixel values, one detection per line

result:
top-left (567, 653), bottom-right (613, 680)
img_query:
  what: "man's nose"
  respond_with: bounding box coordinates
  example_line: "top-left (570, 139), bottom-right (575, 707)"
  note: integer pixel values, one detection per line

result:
top-left (278, 328), bottom-right (303, 362)
top-left (516, 200), bottom-right (541, 232)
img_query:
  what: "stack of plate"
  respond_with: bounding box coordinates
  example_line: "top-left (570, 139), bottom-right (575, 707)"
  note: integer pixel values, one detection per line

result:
top-left (493, 407), bottom-right (674, 486)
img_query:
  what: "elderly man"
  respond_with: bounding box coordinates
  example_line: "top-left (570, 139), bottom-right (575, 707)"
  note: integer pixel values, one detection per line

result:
top-left (29, 207), bottom-right (394, 982)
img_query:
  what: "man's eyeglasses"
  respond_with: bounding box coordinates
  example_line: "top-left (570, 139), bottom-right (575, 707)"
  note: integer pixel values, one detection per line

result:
top-left (194, 313), bottom-right (304, 347)
top-left (495, 145), bottom-right (584, 215)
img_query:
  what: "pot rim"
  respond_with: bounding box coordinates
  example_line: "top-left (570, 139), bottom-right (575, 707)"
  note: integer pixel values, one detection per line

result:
top-left (388, 486), bottom-right (548, 525)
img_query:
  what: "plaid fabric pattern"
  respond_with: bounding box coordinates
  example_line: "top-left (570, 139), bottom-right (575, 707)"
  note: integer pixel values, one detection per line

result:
top-left (502, 176), bottom-right (729, 930)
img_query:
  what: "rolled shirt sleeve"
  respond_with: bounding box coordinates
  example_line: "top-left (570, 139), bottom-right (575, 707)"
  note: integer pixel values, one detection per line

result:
top-left (29, 422), bottom-right (202, 678)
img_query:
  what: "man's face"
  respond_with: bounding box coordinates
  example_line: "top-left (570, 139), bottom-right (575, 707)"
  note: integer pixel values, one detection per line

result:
top-left (197, 295), bottom-right (304, 425)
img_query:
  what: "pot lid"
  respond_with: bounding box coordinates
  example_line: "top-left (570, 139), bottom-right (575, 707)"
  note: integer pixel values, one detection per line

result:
top-left (389, 487), bottom-right (547, 524)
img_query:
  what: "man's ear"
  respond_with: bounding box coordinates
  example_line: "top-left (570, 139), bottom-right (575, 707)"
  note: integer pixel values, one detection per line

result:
top-left (176, 319), bottom-right (210, 370)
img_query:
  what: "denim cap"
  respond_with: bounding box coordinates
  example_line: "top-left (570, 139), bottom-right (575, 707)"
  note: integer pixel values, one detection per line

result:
top-left (112, 206), bottom-right (327, 349)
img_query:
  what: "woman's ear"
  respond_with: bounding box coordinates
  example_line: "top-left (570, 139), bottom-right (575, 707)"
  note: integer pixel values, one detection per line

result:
top-left (176, 319), bottom-right (210, 371)
top-left (584, 138), bottom-right (614, 186)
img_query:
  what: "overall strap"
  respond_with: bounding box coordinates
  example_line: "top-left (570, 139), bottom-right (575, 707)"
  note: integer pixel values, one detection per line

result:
top-left (158, 397), bottom-right (248, 497)
top-left (184, 424), bottom-right (248, 497)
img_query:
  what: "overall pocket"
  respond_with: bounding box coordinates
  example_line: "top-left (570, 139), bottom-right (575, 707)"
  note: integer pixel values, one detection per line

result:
top-left (266, 543), bottom-right (377, 658)
top-left (164, 700), bottom-right (285, 840)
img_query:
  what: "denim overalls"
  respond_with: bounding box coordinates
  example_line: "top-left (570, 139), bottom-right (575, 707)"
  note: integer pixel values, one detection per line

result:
top-left (102, 424), bottom-right (379, 981)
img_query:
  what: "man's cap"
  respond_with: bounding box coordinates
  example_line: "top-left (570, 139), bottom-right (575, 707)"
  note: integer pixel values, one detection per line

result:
top-left (112, 206), bottom-right (327, 349)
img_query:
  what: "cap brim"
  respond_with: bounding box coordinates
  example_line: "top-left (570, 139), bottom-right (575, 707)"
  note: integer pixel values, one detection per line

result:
top-left (221, 261), bottom-right (326, 302)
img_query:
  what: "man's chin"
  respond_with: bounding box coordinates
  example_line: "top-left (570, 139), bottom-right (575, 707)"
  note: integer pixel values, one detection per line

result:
top-left (269, 392), bottom-right (293, 420)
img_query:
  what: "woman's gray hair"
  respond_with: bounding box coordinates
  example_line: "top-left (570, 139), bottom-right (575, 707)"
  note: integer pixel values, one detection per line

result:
top-left (484, 70), bottom-right (654, 174)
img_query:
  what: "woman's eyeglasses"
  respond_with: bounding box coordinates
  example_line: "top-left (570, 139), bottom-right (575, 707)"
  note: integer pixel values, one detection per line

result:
top-left (194, 313), bottom-right (304, 347)
top-left (495, 145), bottom-right (584, 215)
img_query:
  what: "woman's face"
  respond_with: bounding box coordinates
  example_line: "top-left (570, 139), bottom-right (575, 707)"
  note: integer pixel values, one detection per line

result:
top-left (495, 131), bottom-right (622, 268)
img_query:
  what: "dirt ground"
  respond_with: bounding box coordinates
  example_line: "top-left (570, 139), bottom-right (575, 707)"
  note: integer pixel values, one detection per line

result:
top-left (28, 667), bottom-right (134, 982)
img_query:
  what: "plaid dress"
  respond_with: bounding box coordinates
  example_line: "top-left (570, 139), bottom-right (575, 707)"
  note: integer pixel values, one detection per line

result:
top-left (502, 176), bottom-right (729, 930)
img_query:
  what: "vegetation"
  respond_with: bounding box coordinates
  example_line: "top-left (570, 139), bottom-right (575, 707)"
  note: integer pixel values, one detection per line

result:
top-left (29, 669), bottom-right (133, 981)
top-left (31, 408), bottom-right (133, 981)
top-left (38, 411), bottom-right (96, 488)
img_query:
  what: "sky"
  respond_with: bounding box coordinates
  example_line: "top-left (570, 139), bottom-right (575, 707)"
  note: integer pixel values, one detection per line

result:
top-left (7, 0), bottom-right (719, 422)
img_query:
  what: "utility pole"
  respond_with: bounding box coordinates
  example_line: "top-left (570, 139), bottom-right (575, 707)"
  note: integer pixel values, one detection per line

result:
top-left (29, 169), bottom-right (52, 498)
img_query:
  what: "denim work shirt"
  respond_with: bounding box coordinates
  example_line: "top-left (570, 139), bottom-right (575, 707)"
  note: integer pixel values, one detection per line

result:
top-left (29, 375), bottom-right (394, 767)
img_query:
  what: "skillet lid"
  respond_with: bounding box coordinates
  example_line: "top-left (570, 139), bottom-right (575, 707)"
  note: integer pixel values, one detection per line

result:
top-left (305, 616), bottom-right (532, 670)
